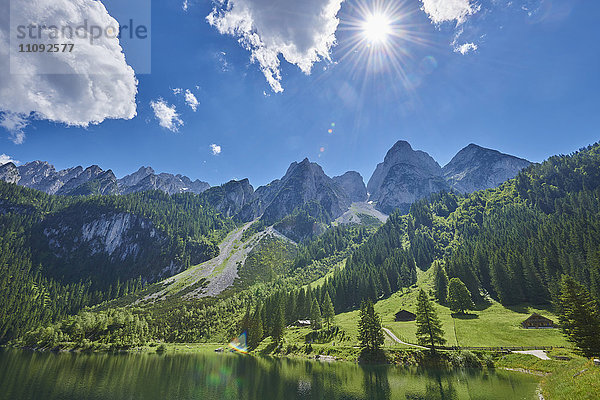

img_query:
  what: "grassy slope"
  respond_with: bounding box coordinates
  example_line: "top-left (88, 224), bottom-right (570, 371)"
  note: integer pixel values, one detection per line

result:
top-left (335, 267), bottom-right (569, 348)
top-left (495, 350), bottom-right (600, 400)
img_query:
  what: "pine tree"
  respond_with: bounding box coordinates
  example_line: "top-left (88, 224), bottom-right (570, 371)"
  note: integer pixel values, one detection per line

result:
top-left (240, 305), bottom-right (251, 334)
top-left (247, 304), bottom-right (264, 349)
top-left (415, 289), bottom-right (446, 350)
top-left (432, 261), bottom-right (449, 304)
top-left (558, 276), bottom-right (600, 357)
top-left (357, 300), bottom-right (384, 352)
top-left (447, 278), bottom-right (474, 314)
top-left (310, 298), bottom-right (322, 330)
top-left (269, 297), bottom-right (285, 344)
top-left (321, 293), bottom-right (335, 330)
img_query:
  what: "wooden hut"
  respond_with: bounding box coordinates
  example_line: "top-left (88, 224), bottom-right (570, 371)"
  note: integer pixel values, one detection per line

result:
top-left (395, 310), bottom-right (416, 322)
top-left (521, 313), bottom-right (556, 329)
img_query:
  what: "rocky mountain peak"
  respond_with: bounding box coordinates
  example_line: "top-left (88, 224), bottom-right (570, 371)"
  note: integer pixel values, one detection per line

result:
top-left (203, 179), bottom-right (255, 218)
top-left (366, 140), bottom-right (531, 214)
top-left (118, 166), bottom-right (155, 188)
top-left (333, 171), bottom-right (367, 202)
top-left (443, 143), bottom-right (531, 194)
top-left (249, 159), bottom-right (350, 224)
top-left (367, 141), bottom-right (444, 206)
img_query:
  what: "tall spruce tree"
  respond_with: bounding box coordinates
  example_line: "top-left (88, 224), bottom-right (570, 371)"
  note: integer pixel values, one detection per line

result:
top-left (271, 297), bottom-right (285, 344)
top-left (558, 276), bottom-right (600, 357)
top-left (447, 278), bottom-right (475, 314)
top-left (322, 293), bottom-right (335, 330)
top-left (310, 298), bottom-right (322, 330)
top-left (415, 289), bottom-right (446, 350)
top-left (432, 261), bottom-right (449, 304)
top-left (248, 306), bottom-right (264, 349)
top-left (357, 300), bottom-right (384, 352)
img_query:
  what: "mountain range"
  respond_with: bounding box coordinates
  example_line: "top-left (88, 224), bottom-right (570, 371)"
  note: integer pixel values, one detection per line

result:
top-left (0, 162), bottom-right (210, 196)
top-left (0, 141), bottom-right (531, 217)
top-left (367, 141), bottom-right (531, 213)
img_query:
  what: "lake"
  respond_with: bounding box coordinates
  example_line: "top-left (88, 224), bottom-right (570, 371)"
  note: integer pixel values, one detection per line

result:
top-left (0, 348), bottom-right (540, 399)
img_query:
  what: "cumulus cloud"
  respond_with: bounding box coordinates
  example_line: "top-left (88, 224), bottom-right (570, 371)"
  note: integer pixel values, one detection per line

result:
top-left (454, 42), bottom-right (478, 54)
top-left (0, 0), bottom-right (138, 143)
top-left (210, 144), bottom-right (222, 155)
top-left (420, 0), bottom-right (480, 25)
top-left (150, 99), bottom-right (183, 132)
top-left (0, 153), bottom-right (19, 165)
top-left (206, 0), bottom-right (344, 93)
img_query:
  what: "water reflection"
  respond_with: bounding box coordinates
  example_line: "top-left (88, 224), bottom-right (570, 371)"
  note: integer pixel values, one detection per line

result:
top-left (0, 348), bottom-right (539, 400)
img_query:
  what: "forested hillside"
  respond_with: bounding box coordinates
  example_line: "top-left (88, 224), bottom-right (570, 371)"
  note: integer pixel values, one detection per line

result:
top-left (341, 142), bottom-right (600, 307)
top-left (0, 183), bottom-right (235, 342)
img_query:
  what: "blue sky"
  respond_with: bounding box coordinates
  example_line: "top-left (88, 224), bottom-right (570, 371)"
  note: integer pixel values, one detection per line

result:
top-left (1, 0), bottom-right (598, 187)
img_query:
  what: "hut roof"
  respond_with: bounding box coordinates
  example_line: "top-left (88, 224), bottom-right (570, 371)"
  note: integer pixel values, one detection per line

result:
top-left (394, 310), bottom-right (416, 321)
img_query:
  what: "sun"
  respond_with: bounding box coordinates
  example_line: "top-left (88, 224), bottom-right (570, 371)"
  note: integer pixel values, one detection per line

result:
top-left (361, 13), bottom-right (392, 44)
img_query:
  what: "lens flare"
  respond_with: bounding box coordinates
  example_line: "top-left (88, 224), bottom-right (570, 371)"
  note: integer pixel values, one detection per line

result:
top-left (228, 332), bottom-right (248, 354)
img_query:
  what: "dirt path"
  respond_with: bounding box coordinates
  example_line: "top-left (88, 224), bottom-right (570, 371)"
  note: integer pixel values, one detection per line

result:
top-left (513, 350), bottom-right (551, 360)
top-left (382, 327), bottom-right (428, 349)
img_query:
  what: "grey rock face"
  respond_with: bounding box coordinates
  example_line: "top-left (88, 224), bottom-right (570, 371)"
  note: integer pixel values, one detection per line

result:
top-left (443, 144), bottom-right (531, 193)
top-left (258, 158), bottom-right (351, 223)
top-left (16, 161), bottom-right (55, 188)
top-left (57, 165), bottom-right (109, 195)
top-left (333, 171), bottom-right (367, 202)
top-left (368, 141), bottom-right (443, 196)
top-left (17, 161), bottom-right (85, 194)
top-left (77, 213), bottom-right (158, 259)
top-left (366, 140), bottom-right (531, 214)
top-left (7, 160), bottom-right (210, 196)
top-left (121, 172), bottom-right (209, 195)
top-left (203, 179), bottom-right (255, 218)
top-left (67, 170), bottom-right (119, 196)
top-left (42, 212), bottom-right (173, 278)
top-left (118, 166), bottom-right (155, 188)
top-left (177, 175), bottom-right (211, 194)
top-left (0, 162), bottom-right (20, 184)
top-left (16, 161), bottom-right (91, 194)
top-left (367, 141), bottom-right (450, 214)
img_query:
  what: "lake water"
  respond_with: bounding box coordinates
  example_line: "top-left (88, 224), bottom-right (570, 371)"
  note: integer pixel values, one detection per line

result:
top-left (0, 348), bottom-right (539, 399)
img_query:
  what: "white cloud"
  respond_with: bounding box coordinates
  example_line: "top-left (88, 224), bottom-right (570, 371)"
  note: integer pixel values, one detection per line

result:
top-left (454, 42), bottom-right (478, 54)
top-left (206, 0), bottom-right (344, 93)
top-left (210, 144), bottom-right (222, 155)
top-left (182, 0), bottom-right (189, 11)
top-left (0, 113), bottom-right (28, 144)
top-left (0, 0), bottom-right (138, 143)
top-left (172, 88), bottom-right (199, 111)
top-left (420, 0), bottom-right (480, 25)
top-left (0, 153), bottom-right (19, 165)
top-left (451, 28), bottom-right (479, 55)
top-left (184, 90), bottom-right (199, 112)
top-left (217, 51), bottom-right (231, 72)
top-left (150, 99), bottom-right (183, 132)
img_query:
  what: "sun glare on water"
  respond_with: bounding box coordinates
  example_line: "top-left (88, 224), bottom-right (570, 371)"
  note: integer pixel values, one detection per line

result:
top-left (362, 13), bottom-right (392, 44)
